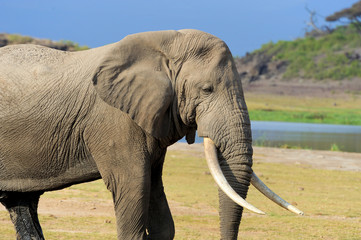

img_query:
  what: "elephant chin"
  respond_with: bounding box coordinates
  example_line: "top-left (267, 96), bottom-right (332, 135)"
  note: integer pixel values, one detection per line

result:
top-left (203, 138), bottom-right (304, 215)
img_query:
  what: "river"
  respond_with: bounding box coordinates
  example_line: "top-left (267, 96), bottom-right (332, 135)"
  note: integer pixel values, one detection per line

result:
top-left (179, 121), bottom-right (361, 153)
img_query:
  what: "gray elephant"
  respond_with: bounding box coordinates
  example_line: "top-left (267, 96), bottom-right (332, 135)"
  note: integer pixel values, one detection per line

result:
top-left (0, 29), bottom-right (302, 240)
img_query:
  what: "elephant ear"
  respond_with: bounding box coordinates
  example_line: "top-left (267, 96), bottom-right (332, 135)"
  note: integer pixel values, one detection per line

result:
top-left (92, 31), bottom-right (177, 138)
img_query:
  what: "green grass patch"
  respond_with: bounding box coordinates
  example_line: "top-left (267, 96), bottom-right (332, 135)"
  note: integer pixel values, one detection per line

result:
top-left (249, 109), bottom-right (361, 125)
top-left (245, 93), bottom-right (361, 125)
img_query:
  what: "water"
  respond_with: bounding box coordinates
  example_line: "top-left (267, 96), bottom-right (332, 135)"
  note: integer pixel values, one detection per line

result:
top-left (251, 121), bottom-right (361, 153)
top-left (180, 121), bottom-right (361, 153)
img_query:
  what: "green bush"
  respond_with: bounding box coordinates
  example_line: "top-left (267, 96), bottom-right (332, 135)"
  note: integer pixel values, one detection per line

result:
top-left (330, 143), bottom-right (341, 151)
top-left (253, 24), bottom-right (361, 80)
top-left (7, 34), bottom-right (33, 44)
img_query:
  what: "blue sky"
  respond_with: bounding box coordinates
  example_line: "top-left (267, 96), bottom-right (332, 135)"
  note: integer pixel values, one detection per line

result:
top-left (0, 0), bottom-right (357, 56)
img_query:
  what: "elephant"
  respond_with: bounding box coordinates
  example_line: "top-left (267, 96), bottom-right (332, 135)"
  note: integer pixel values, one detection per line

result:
top-left (0, 29), bottom-right (303, 240)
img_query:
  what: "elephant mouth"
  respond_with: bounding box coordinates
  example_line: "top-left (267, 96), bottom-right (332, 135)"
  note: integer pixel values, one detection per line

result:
top-left (203, 138), bottom-right (304, 216)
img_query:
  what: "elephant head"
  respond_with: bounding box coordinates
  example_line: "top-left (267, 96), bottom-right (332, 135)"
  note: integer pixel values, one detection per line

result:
top-left (92, 29), bottom-right (302, 239)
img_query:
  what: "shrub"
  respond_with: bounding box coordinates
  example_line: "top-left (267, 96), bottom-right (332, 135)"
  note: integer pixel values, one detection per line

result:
top-left (7, 34), bottom-right (33, 44)
top-left (252, 24), bottom-right (361, 80)
top-left (330, 143), bottom-right (341, 151)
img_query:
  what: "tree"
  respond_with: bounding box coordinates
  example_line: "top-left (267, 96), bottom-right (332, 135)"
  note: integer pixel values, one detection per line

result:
top-left (305, 6), bottom-right (332, 36)
top-left (326, 1), bottom-right (361, 25)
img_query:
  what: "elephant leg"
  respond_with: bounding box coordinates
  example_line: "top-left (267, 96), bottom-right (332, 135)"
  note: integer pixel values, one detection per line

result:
top-left (147, 155), bottom-right (175, 240)
top-left (105, 167), bottom-right (151, 240)
top-left (94, 148), bottom-right (152, 240)
top-left (1, 192), bottom-right (44, 240)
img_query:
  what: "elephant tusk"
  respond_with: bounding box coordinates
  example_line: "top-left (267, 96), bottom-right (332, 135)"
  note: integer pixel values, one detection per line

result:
top-left (251, 173), bottom-right (304, 215)
top-left (203, 138), bottom-right (265, 215)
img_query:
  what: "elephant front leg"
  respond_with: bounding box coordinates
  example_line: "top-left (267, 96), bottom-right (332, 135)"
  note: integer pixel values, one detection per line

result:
top-left (147, 156), bottom-right (175, 240)
top-left (112, 176), bottom-right (151, 240)
top-left (96, 154), bottom-right (151, 240)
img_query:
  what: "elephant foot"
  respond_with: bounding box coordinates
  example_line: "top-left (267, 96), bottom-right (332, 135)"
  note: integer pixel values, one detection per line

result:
top-left (1, 192), bottom-right (44, 240)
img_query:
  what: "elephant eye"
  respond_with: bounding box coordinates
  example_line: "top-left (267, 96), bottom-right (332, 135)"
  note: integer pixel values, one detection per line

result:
top-left (202, 85), bottom-right (214, 94)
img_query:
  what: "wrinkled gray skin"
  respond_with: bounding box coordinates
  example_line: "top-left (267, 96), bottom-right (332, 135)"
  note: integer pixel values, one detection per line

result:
top-left (0, 30), bottom-right (253, 240)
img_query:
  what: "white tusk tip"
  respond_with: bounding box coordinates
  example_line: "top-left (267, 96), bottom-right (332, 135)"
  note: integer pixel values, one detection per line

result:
top-left (255, 209), bottom-right (266, 215)
top-left (251, 172), bottom-right (305, 216)
top-left (286, 203), bottom-right (304, 216)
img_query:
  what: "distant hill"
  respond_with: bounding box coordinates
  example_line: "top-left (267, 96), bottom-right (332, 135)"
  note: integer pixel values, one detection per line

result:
top-left (236, 24), bottom-right (361, 82)
top-left (0, 33), bottom-right (89, 51)
top-left (236, 24), bottom-right (361, 97)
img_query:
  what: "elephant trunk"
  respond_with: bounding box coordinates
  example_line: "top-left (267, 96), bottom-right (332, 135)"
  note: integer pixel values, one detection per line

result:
top-left (201, 111), bottom-right (303, 239)
top-left (211, 140), bottom-right (254, 239)
top-left (199, 107), bottom-right (255, 239)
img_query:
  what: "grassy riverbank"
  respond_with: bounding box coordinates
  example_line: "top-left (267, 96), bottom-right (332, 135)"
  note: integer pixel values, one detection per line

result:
top-left (1, 149), bottom-right (360, 239)
top-left (245, 93), bottom-right (361, 125)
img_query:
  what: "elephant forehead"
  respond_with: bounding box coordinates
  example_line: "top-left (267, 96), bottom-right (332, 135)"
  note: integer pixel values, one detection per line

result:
top-left (182, 58), bottom-right (233, 84)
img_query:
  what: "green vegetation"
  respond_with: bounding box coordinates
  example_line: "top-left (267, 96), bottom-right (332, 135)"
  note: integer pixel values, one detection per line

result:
top-left (1, 150), bottom-right (360, 239)
top-left (245, 93), bottom-right (361, 125)
top-left (58, 40), bottom-right (90, 51)
top-left (6, 34), bottom-right (33, 44)
top-left (249, 108), bottom-right (361, 125)
top-left (330, 143), bottom-right (341, 151)
top-left (255, 24), bottom-right (361, 80)
top-left (4, 33), bottom-right (89, 51)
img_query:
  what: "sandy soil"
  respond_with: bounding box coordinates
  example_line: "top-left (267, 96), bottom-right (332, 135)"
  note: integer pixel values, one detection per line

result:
top-left (169, 143), bottom-right (361, 172)
top-left (1, 143), bottom-right (360, 222)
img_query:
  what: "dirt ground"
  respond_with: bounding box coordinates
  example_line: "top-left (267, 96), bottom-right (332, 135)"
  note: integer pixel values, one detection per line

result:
top-left (1, 143), bottom-right (360, 222)
top-left (242, 78), bottom-right (361, 98)
top-left (169, 143), bottom-right (361, 172)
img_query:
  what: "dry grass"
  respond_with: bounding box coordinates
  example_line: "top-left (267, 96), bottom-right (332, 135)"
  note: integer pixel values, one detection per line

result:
top-left (1, 149), bottom-right (360, 239)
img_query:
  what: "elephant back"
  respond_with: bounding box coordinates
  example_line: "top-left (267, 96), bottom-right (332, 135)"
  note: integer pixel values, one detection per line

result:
top-left (0, 44), bottom-right (70, 67)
